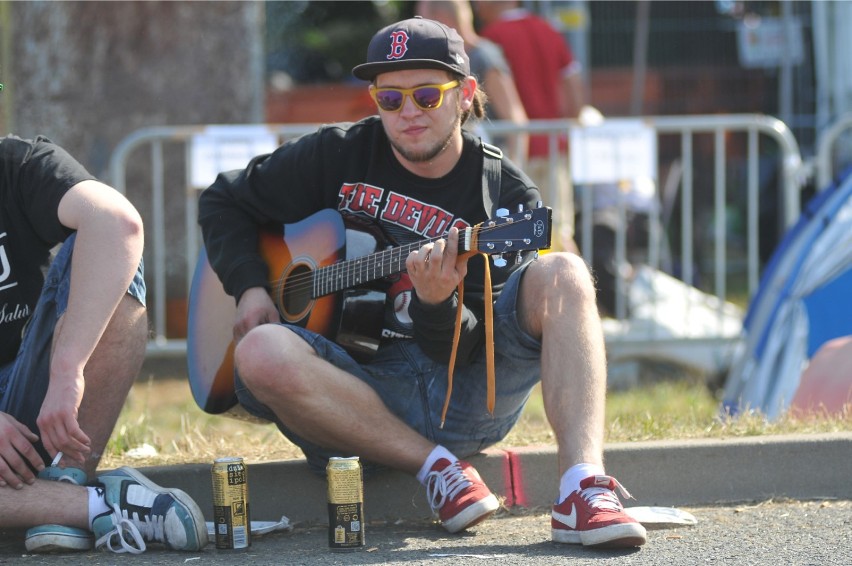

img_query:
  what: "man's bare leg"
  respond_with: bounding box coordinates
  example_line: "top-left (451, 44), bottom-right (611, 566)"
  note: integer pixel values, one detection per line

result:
top-left (515, 252), bottom-right (607, 475)
top-left (516, 253), bottom-right (647, 547)
top-left (0, 481), bottom-right (89, 529)
top-left (55, 295), bottom-right (148, 477)
top-left (234, 324), bottom-right (435, 475)
top-left (235, 323), bottom-right (502, 533)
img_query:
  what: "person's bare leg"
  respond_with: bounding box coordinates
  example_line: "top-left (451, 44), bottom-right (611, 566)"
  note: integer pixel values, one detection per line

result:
top-left (234, 325), bottom-right (435, 475)
top-left (54, 295), bottom-right (147, 477)
top-left (516, 253), bottom-right (607, 475)
top-left (0, 480), bottom-right (89, 529)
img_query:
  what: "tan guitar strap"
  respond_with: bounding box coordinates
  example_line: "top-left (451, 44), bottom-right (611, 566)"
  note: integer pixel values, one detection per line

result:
top-left (439, 142), bottom-right (503, 429)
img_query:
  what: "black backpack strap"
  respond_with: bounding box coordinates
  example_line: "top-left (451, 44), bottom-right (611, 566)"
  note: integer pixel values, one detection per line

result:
top-left (481, 140), bottom-right (503, 218)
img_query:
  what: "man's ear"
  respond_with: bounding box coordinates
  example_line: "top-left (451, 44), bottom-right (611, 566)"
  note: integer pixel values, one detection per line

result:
top-left (460, 76), bottom-right (477, 109)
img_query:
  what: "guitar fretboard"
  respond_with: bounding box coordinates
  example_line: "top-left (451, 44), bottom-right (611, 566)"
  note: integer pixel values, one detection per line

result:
top-left (313, 234), bottom-right (469, 298)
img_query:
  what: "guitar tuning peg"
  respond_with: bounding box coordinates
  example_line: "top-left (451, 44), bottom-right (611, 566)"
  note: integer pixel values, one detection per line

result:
top-left (515, 252), bottom-right (523, 265)
top-left (536, 200), bottom-right (543, 209)
top-left (517, 203), bottom-right (524, 213)
top-left (496, 208), bottom-right (509, 218)
top-left (493, 254), bottom-right (507, 268)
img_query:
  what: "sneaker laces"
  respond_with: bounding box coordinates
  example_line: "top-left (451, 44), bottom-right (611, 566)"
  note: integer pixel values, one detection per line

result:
top-left (579, 477), bottom-right (633, 512)
top-left (101, 503), bottom-right (147, 554)
top-left (425, 461), bottom-right (471, 513)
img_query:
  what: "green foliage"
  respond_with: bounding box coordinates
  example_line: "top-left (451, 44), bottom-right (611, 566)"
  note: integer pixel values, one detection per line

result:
top-left (265, 1), bottom-right (412, 83)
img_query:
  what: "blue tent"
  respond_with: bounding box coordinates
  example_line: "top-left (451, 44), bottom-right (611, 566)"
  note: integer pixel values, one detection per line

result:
top-left (722, 168), bottom-right (852, 419)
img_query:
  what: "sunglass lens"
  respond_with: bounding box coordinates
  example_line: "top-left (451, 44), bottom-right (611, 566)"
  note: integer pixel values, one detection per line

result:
top-left (375, 90), bottom-right (403, 111)
top-left (413, 87), bottom-right (442, 109)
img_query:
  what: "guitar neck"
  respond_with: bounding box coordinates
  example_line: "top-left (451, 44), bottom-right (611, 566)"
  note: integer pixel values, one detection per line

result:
top-left (310, 206), bottom-right (550, 298)
top-left (313, 235), bottom-right (460, 297)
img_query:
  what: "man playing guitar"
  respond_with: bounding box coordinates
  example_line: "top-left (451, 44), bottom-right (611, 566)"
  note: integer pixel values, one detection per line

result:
top-left (196, 16), bottom-right (646, 549)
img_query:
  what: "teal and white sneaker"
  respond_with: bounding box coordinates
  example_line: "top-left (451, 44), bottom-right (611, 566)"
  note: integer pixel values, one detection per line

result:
top-left (25, 525), bottom-right (93, 553)
top-left (25, 466), bottom-right (93, 553)
top-left (92, 467), bottom-right (207, 554)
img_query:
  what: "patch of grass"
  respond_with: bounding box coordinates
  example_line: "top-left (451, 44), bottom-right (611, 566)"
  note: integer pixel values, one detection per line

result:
top-left (605, 378), bottom-right (852, 443)
top-left (102, 376), bottom-right (304, 468)
top-left (101, 368), bottom-right (851, 469)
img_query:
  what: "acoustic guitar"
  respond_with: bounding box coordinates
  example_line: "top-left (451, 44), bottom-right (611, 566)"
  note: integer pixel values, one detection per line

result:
top-left (187, 206), bottom-right (552, 415)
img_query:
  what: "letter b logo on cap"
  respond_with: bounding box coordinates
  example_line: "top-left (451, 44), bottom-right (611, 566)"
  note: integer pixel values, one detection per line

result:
top-left (386, 31), bottom-right (409, 60)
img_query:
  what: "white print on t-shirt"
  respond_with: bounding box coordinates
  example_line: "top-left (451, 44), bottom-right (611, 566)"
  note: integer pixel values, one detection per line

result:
top-left (0, 232), bottom-right (28, 325)
top-left (0, 302), bottom-right (29, 324)
top-left (0, 232), bottom-right (18, 291)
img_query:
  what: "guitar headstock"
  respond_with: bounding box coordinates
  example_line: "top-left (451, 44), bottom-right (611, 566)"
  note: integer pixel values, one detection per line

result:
top-left (468, 205), bottom-right (552, 258)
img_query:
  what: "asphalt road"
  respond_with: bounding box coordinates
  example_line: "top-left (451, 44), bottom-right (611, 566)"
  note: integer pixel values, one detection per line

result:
top-left (1, 499), bottom-right (850, 565)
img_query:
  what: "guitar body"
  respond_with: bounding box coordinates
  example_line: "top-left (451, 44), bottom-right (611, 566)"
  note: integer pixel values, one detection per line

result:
top-left (187, 209), bottom-right (384, 415)
top-left (186, 246), bottom-right (240, 415)
top-left (260, 209), bottom-right (345, 337)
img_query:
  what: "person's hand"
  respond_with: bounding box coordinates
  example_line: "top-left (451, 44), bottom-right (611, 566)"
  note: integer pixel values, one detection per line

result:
top-left (234, 287), bottom-right (280, 343)
top-left (0, 412), bottom-right (44, 489)
top-left (405, 228), bottom-right (469, 305)
top-left (36, 371), bottom-right (91, 466)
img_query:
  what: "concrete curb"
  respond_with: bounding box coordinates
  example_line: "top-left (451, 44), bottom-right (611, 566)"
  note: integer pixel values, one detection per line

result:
top-left (136, 432), bottom-right (852, 524)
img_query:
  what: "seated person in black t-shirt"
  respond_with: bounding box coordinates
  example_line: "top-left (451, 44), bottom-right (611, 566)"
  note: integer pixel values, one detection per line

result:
top-left (0, 135), bottom-right (206, 554)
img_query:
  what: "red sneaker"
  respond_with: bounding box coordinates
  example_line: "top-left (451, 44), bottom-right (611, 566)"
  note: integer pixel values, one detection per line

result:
top-left (551, 475), bottom-right (647, 547)
top-left (425, 459), bottom-right (499, 533)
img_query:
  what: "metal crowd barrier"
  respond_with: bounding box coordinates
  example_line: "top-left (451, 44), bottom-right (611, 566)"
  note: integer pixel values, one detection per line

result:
top-left (815, 113), bottom-right (852, 190)
top-left (108, 114), bottom-right (807, 378)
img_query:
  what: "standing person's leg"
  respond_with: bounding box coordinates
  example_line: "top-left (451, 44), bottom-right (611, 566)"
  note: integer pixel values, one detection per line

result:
top-left (526, 156), bottom-right (578, 254)
top-left (515, 252), bottom-right (646, 547)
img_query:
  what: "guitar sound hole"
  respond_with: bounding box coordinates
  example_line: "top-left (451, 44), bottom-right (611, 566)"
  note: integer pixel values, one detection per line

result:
top-left (280, 263), bottom-right (313, 322)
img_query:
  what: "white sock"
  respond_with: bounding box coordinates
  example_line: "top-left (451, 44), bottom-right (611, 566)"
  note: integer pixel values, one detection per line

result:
top-left (87, 486), bottom-right (111, 530)
top-left (416, 445), bottom-right (458, 485)
top-left (559, 463), bottom-right (606, 501)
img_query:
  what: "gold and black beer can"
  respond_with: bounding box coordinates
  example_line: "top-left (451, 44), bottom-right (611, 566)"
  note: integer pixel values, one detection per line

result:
top-left (212, 457), bottom-right (251, 550)
top-left (326, 456), bottom-right (365, 550)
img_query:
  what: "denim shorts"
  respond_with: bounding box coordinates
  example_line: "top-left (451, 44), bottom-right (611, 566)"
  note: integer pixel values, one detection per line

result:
top-left (0, 233), bottom-right (146, 459)
top-left (234, 262), bottom-right (542, 474)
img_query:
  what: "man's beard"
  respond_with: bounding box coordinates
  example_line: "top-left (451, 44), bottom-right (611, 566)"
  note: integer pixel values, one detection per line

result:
top-left (389, 112), bottom-right (462, 163)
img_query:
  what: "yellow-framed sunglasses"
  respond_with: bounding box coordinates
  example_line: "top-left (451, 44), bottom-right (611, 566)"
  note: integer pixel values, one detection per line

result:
top-left (369, 80), bottom-right (460, 112)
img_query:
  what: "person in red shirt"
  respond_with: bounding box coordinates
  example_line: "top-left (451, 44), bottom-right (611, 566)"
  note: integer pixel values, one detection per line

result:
top-left (476, 0), bottom-right (587, 252)
top-left (416, 0), bottom-right (530, 164)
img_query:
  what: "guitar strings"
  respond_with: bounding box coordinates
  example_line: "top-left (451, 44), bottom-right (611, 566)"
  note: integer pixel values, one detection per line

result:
top-left (266, 219), bottom-right (534, 295)
top-left (266, 217), bottom-right (535, 297)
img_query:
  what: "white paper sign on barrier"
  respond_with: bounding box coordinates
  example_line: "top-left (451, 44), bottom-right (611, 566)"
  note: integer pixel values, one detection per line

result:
top-left (191, 126), bottom-right (279, 188)
top-left (570, 119), bottom-right (657, 185)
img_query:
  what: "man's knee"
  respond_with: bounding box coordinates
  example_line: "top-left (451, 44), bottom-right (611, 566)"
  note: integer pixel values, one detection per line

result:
top-left (527, 252), bottom-right (596, 300)
top-left (234, 325), bottom-right (305, 394)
